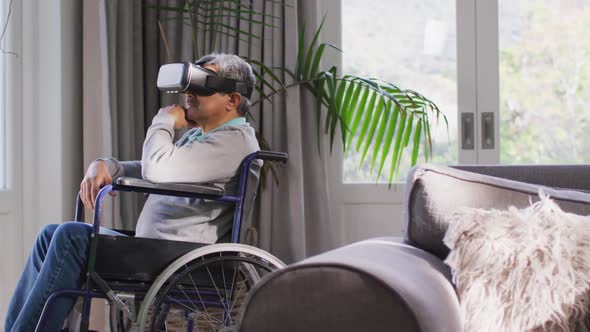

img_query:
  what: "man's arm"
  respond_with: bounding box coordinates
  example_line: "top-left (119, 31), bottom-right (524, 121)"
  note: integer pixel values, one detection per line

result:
top-left (95, 115), bottom-right (191, 181)
top-left (141, 112), bottom-right (248, 183)
top-left (97, 158), bottom-right (142, 180)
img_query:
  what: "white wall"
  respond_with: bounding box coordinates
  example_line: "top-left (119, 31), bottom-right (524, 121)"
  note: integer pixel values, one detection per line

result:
top-left (0, 0), bottom-right (82, 324)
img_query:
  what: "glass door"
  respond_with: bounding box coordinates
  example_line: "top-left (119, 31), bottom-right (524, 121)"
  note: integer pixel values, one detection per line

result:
top-left (325, 0), bottom-right (480, 245)
top-left (498, 0), bottom-right (590, 164)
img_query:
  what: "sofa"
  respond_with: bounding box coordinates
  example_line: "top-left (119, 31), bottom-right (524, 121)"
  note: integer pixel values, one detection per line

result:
top-left (238, 164), bottom-right (590, 332)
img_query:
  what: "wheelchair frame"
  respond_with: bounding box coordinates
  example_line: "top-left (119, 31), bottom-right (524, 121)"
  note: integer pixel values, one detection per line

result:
top-left (34, 150), bottom-right (288, 332)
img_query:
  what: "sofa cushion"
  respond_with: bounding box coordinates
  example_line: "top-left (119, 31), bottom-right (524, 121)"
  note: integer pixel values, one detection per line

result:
top-left (443, 194), bottom-right (590, 331)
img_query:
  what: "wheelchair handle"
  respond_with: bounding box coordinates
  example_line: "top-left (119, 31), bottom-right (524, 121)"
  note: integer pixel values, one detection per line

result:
top-left (257, 151), bottom-right (288, 162)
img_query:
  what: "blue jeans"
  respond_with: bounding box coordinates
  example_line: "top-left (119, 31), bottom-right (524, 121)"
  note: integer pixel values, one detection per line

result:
top-left (4, 222), bottom-right (125, 332)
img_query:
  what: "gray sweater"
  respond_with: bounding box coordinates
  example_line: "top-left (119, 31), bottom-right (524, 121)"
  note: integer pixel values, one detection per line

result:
top-left (101, 113), bottom-right (260, 243)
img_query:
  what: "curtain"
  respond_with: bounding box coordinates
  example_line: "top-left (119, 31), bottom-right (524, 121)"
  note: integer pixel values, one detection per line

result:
top-left (83, 0), bottom-right (336, 264)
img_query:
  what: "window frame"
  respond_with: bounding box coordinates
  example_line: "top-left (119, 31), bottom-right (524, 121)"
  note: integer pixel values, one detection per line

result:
top-left (0, 0), bottom-right (23, 203)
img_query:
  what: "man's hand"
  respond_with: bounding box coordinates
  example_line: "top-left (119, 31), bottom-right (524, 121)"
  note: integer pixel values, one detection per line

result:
top-left (159, 104), bottom-right (189, 129)
top-left (80, 160), bottom-right (116, 210)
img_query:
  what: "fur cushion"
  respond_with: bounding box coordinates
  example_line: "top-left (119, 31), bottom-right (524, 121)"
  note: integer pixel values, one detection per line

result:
top-left (443, 191), bottom-right (590, 332)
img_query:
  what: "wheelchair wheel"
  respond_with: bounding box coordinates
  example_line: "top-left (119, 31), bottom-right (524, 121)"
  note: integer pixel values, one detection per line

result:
top-left (136, 244), bottom-right (285, 332)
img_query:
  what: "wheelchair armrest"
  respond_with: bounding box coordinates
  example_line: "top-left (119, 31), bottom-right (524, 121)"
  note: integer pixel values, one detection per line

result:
top-left (113, 177), bottom-right (225, 198)
top-left (257, 151), bottom-right (288, 162)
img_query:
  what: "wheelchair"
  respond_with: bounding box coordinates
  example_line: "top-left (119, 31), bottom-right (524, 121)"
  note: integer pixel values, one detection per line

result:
top-left (35, 151), bottom-right (288, 332)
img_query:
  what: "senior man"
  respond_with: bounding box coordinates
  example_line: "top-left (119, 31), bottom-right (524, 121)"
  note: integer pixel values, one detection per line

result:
top-left (4, 53), bottom-right (259, 332)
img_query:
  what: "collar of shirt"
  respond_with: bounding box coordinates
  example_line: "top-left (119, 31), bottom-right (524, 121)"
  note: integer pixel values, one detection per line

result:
top-left (188, 117), bottom-right (247, 143)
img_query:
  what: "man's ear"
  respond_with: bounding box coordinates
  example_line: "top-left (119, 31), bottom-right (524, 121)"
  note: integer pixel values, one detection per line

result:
top-left (227, 93), bottom-right (242, 112)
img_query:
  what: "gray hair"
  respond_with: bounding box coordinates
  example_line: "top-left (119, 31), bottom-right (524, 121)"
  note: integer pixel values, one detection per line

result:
top-left (196, 53), bottom-right (256, 115)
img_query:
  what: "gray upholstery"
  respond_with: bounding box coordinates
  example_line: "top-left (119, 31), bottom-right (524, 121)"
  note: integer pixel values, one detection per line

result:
top-left (453, 164), bottom-right (590, 190)
top-left (239, 164), bottom-right (590, 331)
top-left (404, 164), bottom-right (590, 259)
top-left (239, 238), bottom-right (461, 332)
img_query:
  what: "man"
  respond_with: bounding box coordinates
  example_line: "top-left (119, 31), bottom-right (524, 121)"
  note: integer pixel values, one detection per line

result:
top-left (4, 53), bottom-right (259, 332)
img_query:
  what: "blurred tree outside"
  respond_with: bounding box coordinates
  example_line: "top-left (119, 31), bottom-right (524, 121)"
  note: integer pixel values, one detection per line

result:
top-left (342, 0), bottom-right (590, 183)
top-left (342, 0), bottom-right (590, 184)
top-left (499, 0), bottom-right (590, 164)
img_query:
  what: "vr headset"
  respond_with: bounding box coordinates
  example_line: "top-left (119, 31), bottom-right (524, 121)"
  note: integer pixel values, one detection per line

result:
top-left (157, 60), bottom-right (252, 98)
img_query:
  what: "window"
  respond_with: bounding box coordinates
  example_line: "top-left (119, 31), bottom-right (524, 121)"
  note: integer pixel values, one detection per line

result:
top-left (499, 0), bottom-right (590, 164)
top-left (341, 0), bottom-right (458, 183)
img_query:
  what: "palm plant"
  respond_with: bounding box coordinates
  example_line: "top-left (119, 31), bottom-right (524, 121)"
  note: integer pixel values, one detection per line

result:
top-left (154, 0), bottom-right (446, 183)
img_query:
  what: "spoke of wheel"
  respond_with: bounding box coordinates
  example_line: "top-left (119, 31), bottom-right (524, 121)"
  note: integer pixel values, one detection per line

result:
top-left (228, 258), bottom-right (240, 304)
top-left (175, 282), bottom-right (201, 315)
top-left (220, 252), bottom-right (231, 319)
top-left (224, 265), bottom-right (249, 326)
top-left (205, 264), bottom-right (231, 314)
top-left (186, 263), bottom-right (212, 319)
top-left (221, 257), bottom-right (241, 328)
top-left (164, 295), bottom-right (224, 329)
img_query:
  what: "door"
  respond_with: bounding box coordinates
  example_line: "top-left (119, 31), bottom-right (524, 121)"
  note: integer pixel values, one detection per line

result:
top-left (324, 0), bottom-right (498, 246)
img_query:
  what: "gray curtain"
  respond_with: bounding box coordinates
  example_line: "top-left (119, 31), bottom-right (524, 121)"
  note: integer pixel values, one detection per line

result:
top-left (83, 0), bottom-right (335, 263)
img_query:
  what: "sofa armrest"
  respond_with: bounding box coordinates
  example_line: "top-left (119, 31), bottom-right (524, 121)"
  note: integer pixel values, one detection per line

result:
top-left (239, 238), bottom-right (462, 332)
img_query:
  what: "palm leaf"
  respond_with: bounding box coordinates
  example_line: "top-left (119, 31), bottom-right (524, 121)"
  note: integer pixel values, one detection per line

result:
top-left (387, 111), bottom-right (408, 183)
top-left (276, 15), bottom-right (443, 182)
top-left (338, 81), bottom-right (360, 148)
top-left (402, 113), bottom-right (415, 148)
top-left (248, 59), bottom-right (285, 89)
top-left (294, 23), bottom-right (306, 80)
top-left (370, 99), bottom-right (392, 172)
top-left (332, 77), bottom-right (348, 150)
top-left (314, 78), bottom-right (326, 153)
top-left (303, 16), bottom-right (326, 80)
top-left (360, 96), bottom-right (386, 166)
top-left (345, 88), bottom-right (371, 151)
top-left (411, 120), bottom-right (423, 166)
top-left (390, 108), bottom-right (408, 168)
top-left (392, 112), bottom-right (415, 178)
top-left (376, 103), bottom-right (400, 179)
top-left (354, 91), bottom-right (378, 152)
top-left (343, 82), bottom-right (364, 126)
top-left (321, 70), bottom-right (341, 150)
